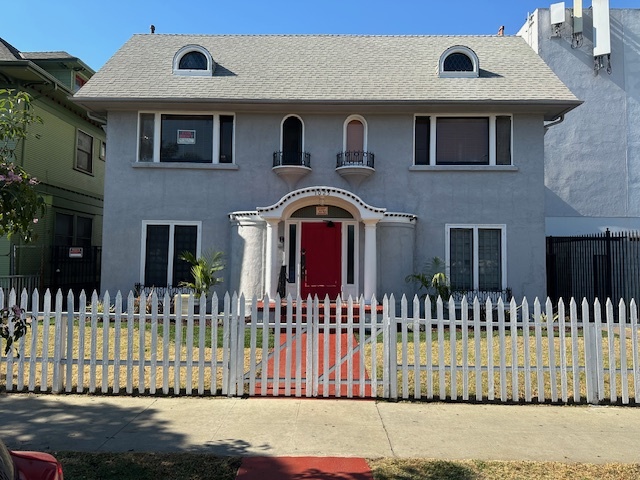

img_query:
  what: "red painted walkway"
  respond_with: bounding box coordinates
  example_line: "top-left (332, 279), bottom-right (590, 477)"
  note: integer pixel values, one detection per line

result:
top-left (254, 333), bottom-right (373, 398)
top-left (236, 456), bottom-right (374, 480)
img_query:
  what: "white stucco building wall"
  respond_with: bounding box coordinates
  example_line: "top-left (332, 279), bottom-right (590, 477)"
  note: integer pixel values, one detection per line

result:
top-left (519, 8), bottom-right (640, 235)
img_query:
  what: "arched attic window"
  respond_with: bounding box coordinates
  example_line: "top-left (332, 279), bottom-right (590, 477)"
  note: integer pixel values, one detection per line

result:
top-left (173, 45), bottom-right (215, 76)
top-left (439, 46), bottom-right (479, 78)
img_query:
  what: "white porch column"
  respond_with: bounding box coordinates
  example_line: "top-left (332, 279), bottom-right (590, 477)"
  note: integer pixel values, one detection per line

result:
top-left (363, 219), bottom-right (378, 300)
top-left (264, 219), bottom-right (280, 298)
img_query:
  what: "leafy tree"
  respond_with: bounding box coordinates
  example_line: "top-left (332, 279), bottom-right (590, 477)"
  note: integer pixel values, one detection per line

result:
top-left (0, 89), bottom-right (45, 242)
top-left (179, 249), bottom-right (225, 297)
top-left (0, 89), bottom-right (44, 355)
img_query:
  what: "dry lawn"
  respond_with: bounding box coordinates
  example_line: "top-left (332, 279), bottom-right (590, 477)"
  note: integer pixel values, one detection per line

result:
top-left (1, 317), bottom-right (638, 404)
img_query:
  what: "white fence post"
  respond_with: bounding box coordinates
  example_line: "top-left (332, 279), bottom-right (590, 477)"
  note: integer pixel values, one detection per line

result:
top-left (582, 298), bottom-right (598, 404)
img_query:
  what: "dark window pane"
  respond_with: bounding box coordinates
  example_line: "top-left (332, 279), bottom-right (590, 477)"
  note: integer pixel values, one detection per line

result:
top-left (414, 116), bottom-right (430, 165)
top-left (436, 117), bottom-right (489, 165)
top-left (161, 115), bottom-right (213, 163)
top-left (282, 116), bottom-right (302, 165)
top-left (54, 213), bottom-right (74, 246)
top-left (139, 113), bottom-right (155, 162)
top-left (76, 217), bottom-right (93, 247)
top-left (450, 228), bottom-right (473, 291)
top-left (172, 225), bottom-right (198, 285)
top-left (496, 116), bottom-right (512, 165)
top-left (145, 225), bottom-right (170, 286)
top-left (347, 225), bottom-right (355, 284)
top-left (288, 224), bottom-right (297, 283)
top-left (179, 51), bottom-right (207, 70)
top-left (443, 53), bottom-right (473, 71)
top-left (478, 229), bottom-right (502, 290)
top-left (219, 115), bottom-right (234, 163)
top-left (76, 131), bottom-right (93, 172)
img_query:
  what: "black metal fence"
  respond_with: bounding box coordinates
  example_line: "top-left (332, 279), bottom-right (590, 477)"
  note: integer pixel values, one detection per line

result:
top-left (546, 229), bottom-right (640, 306)
top-left (49, 246), bottom-right (102, 297)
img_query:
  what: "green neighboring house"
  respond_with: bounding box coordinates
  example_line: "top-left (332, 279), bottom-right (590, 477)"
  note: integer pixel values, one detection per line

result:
top-left (0, 38), bottom-right (105, 296)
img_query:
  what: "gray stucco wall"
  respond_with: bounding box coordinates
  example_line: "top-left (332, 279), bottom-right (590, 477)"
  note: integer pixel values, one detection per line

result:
top-left (101, 109), bottom-right (547, 300)
top-left (520, 9), bottom-right (640, 235)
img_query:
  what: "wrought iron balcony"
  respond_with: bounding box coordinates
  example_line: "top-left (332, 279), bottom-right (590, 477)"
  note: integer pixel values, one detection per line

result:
top-left (273, 151), bottom-right (311, 167)
top-left (335, 151), bottom-right (375, 187)
top-left (336, 151), bottom-right (375, 168)
top-left (272, 151), bottom-right (311, 189)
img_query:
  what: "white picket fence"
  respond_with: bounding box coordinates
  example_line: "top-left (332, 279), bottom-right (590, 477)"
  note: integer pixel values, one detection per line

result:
top-left (0, 288), bottom-right (639, 404)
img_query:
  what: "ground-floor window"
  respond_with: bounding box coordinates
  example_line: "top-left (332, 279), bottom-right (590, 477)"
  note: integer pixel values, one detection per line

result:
top-left (142, 221), bottom-right (199, 287)
top-left (54, 213), bottom-right (93, 247)
top-left (446, 225), bottom-right (506, 291)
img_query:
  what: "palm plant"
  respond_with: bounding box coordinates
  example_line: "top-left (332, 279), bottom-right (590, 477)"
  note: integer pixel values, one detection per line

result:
top-left (405, 256), bottom-right (451, 302)
top-left (179, 249), bottom-right (224, 296)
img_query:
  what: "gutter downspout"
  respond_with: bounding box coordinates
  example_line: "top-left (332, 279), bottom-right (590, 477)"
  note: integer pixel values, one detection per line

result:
top-left (543, 114), bottom-right (564, 134)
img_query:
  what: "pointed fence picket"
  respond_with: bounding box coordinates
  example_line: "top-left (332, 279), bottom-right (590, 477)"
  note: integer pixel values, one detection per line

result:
top-left (0, 288), bottom-right (639, 405)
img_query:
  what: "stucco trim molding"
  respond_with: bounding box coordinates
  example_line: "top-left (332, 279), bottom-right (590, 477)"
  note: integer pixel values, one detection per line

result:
top-left (380, 213), bottom-right (417, 224)
top-left (256, 186), bottom-right (386, 222)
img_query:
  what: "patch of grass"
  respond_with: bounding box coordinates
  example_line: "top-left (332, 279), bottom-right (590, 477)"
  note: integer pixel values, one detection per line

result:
top-left (55, 452), bottom-right (241, 480)
top-left (54, 453), bottom-right (640, 480)
top-left (369, 458), bottom-right (640, 480)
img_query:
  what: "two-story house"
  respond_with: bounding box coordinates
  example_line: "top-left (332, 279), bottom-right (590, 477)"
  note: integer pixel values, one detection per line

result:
top-left (0, 38), bottom-right (106, 295)
top-left (74, 34), bottom-right (579, 301)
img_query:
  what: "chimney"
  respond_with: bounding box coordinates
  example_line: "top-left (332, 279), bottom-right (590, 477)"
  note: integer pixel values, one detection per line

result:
top-left (497, 25), bottom-right (505, 36)
top-left (150, 25), bottom-right (156, 34)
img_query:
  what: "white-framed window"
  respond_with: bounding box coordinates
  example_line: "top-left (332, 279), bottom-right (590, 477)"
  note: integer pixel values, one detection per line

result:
top-left (137, 112), bottom-right (235, 164)
top-left (439, 45), bottom-right (479, 78)
top-left (277, 114), bottom-right (307, 165)
top-left (343, 115), bottom-right (368, 153)
top-left (172, 45), bottom-right (215, 76)
top-left (141, 221), bottom-right (201, 287)
top-left (414, 114), bottom-right (512, 166)
top-left (76, 129), bottom-right (93, 174)
top-left (445, 224), bottom-right (507, 292)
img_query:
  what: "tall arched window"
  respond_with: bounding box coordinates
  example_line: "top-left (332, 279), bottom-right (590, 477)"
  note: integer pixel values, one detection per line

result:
top-left (339, 115), bottom-right (372, 168)
top-left (281, 115), bottom-right (303, 165)
top-left (346, 120), bottom-right (364, 153)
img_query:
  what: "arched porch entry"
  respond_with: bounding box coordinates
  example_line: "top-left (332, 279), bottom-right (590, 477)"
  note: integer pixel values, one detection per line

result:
top-left (258, 186), bottom-right (385, 300)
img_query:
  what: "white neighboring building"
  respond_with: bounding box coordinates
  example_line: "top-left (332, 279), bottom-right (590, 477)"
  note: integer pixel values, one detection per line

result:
top-left (519, 7), bottom-right (640, 235)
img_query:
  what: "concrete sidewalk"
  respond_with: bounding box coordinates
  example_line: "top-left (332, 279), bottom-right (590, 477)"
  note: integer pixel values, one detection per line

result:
top-left (1, 394), bottom-right (639, 464)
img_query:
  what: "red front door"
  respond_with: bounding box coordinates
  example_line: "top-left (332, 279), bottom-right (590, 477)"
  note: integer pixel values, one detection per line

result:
top-left (300, 222), bottom-right (342, 300)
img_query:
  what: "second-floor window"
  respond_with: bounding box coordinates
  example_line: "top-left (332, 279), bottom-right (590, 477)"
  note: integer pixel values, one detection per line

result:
top-left (414, 115), bottom-right (512, 166)
top-left (138, 113), bottom-right (234, 164)
top-left (76, 130), bottom-right (93, 174)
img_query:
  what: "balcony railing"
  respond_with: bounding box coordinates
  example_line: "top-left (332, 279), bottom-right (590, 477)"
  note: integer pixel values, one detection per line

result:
top-left (273, 151), bottom-right (311, 168)
top-left (336, 151), bottom-right (374, 169)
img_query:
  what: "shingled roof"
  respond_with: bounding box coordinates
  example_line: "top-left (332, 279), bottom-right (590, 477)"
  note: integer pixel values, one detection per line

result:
top-left (75, 34), bottom-right (580, 115)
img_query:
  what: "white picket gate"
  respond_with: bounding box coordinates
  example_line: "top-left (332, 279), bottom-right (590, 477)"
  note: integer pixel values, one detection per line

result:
top-left (0, 288), bottom-right (639, 404)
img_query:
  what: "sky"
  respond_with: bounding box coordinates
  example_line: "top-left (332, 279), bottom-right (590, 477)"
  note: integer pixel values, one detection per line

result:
top-left (5, 0), bottom-right (638, 71)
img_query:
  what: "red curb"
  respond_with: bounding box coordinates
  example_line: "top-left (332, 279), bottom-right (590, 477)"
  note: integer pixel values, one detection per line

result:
top-left (236, 456), bottom-right (373, 480)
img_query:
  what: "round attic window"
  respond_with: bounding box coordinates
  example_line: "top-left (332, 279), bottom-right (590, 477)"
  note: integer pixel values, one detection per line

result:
top-left (173, 45), bottom-right (215, 76)
top-left (439, 46), bottom-right (479, 78)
